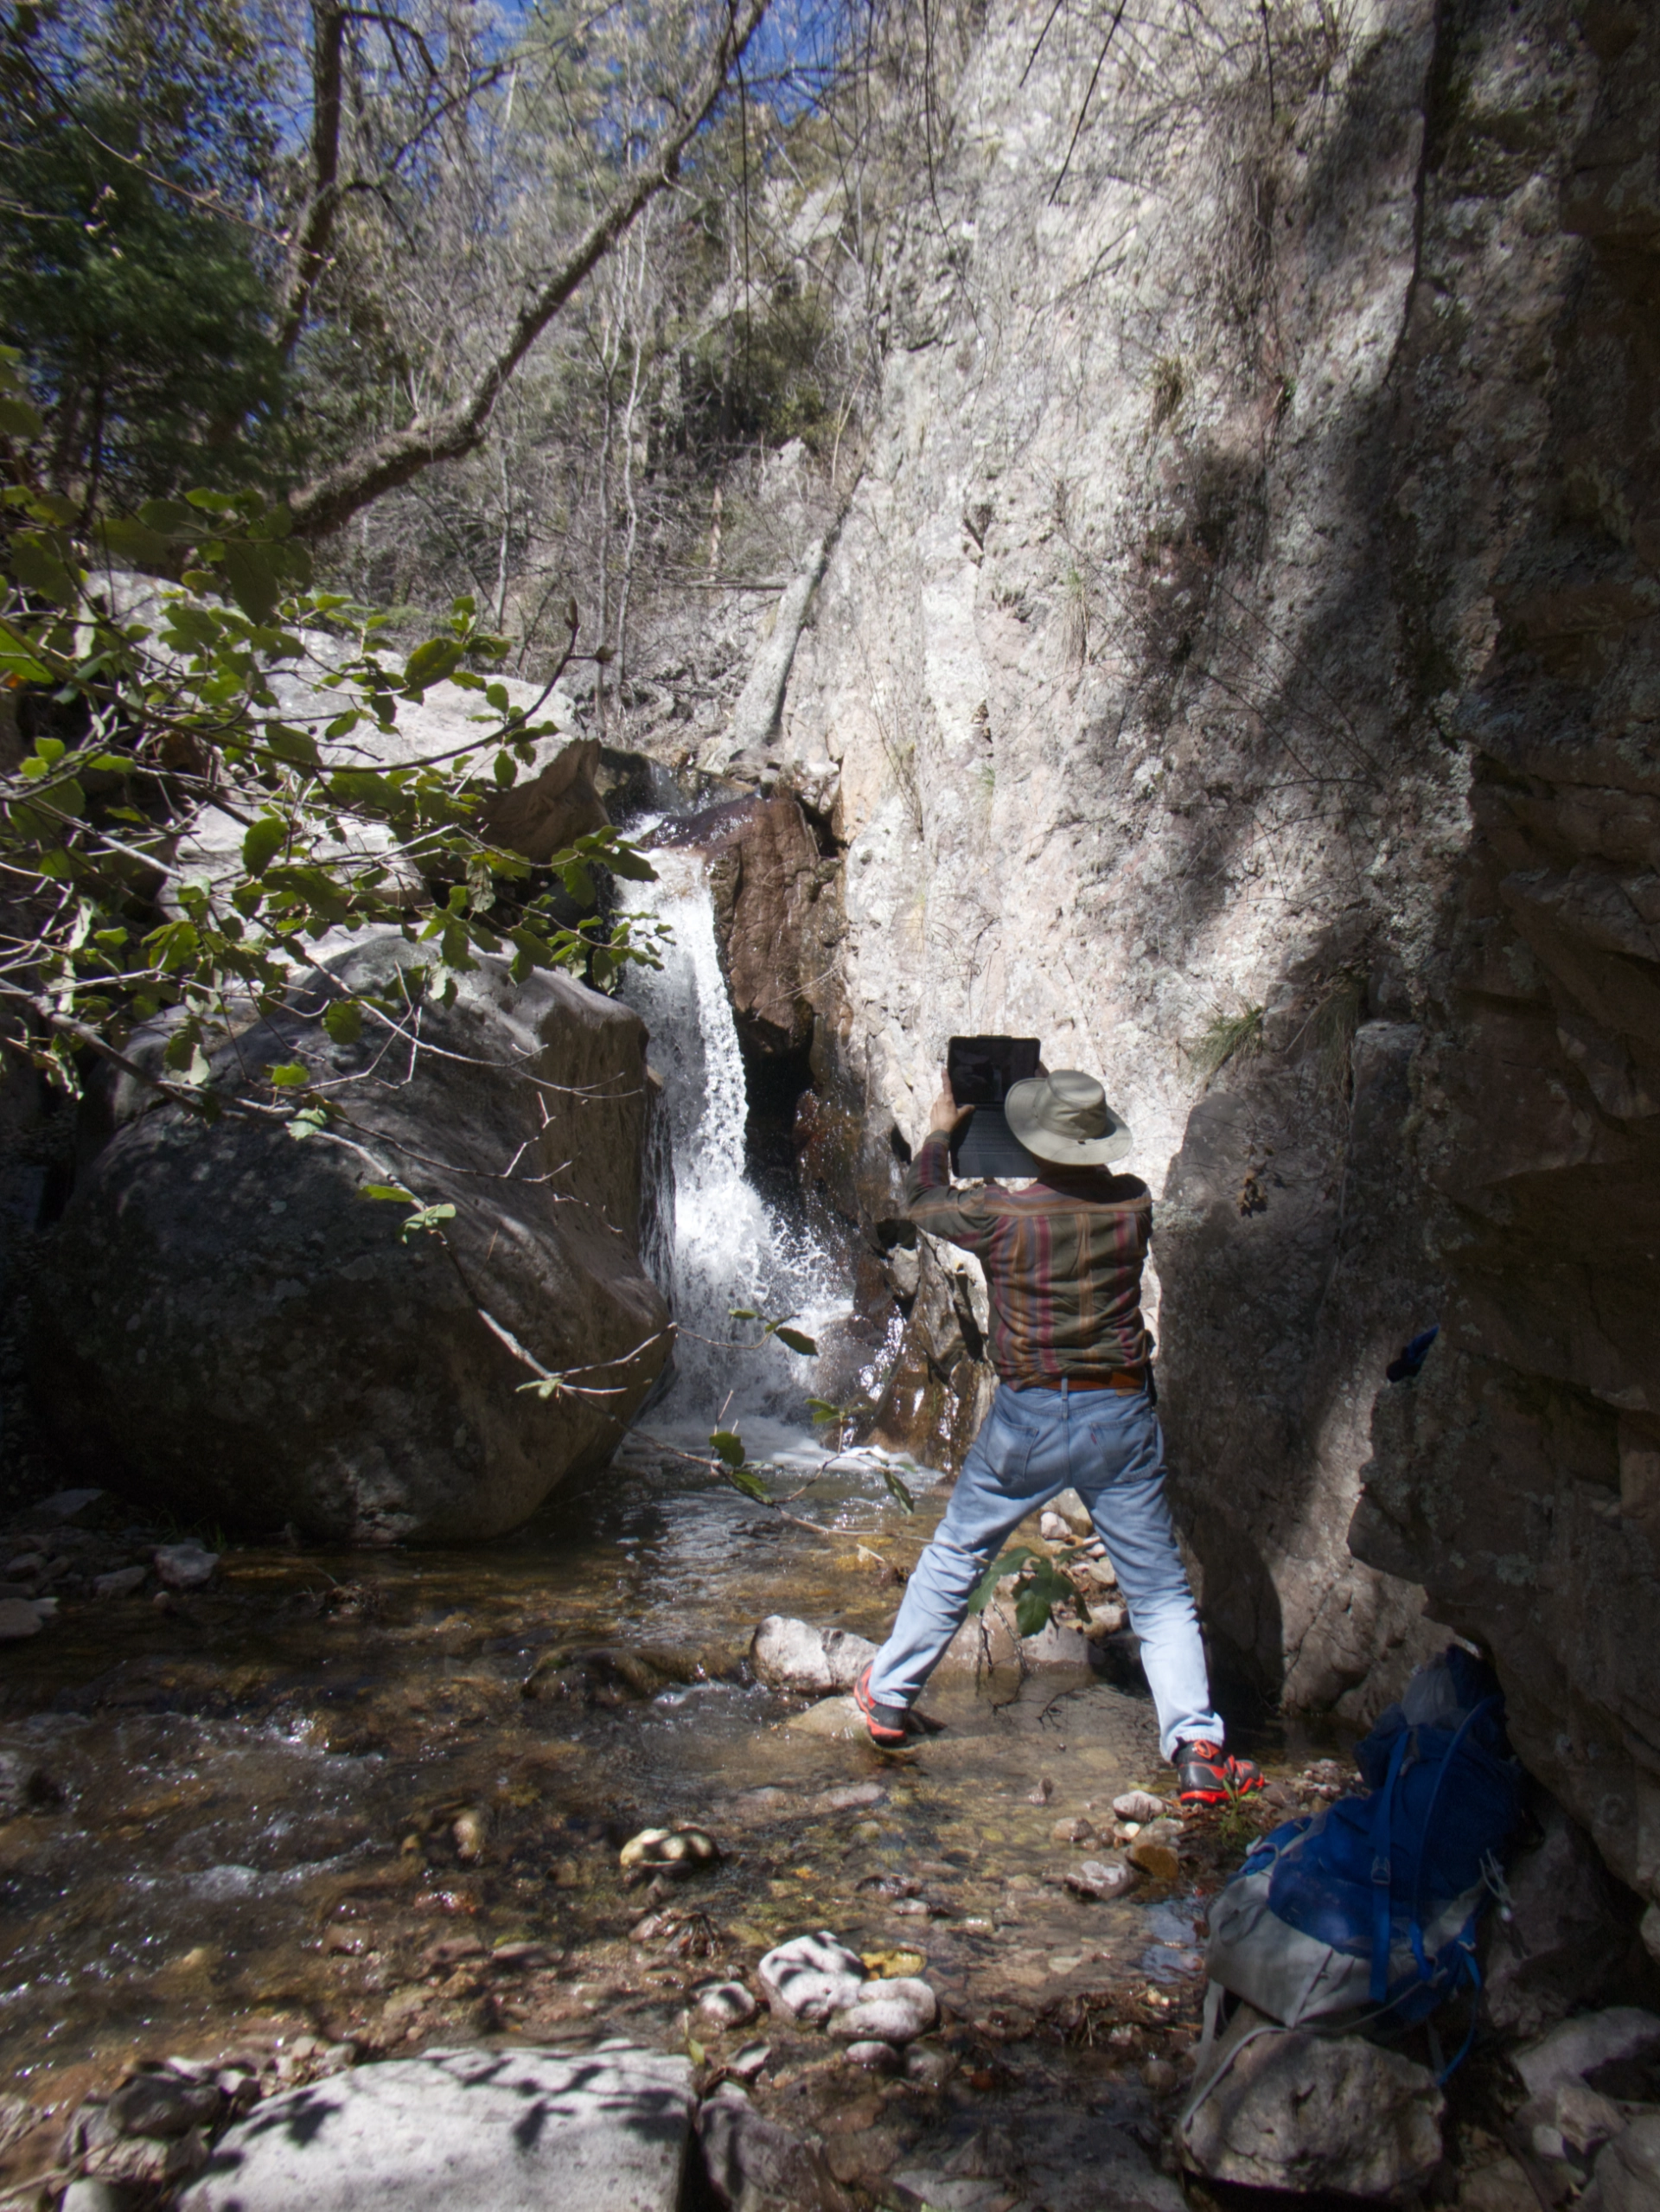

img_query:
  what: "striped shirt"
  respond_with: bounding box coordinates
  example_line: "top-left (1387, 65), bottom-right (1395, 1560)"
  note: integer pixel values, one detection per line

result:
top-left (903, 1130), bottom-right (1152, 1387)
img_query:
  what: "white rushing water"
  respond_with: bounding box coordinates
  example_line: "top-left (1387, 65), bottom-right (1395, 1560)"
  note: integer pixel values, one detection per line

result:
top-left (619, 838), bottom-right (850, 1458)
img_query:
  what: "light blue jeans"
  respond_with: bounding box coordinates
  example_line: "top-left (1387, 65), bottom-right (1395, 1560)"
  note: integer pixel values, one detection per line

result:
top-left (867, 1381), bottom-right (1223, 1761)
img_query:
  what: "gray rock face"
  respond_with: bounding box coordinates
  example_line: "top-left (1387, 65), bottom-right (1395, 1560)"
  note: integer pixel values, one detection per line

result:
top-left (1514, 2011), bottom-right (1660, 2107)
top-left (179, 2043), bottom-right (694, 2212)
top-left (1484, 1804), bottom-right (1658, 2039)
top-left (749, 1618), bottom-right (877, 1696)
top-left (32, 938), bottom-right (670, 1543)
top-left (1180, 2029), bottom-right (1444, 2197)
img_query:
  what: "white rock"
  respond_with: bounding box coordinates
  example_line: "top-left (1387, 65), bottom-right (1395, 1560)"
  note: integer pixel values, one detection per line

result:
top-left (827, 1976), bottom-right (938, 2044)
top-left (1113, 1790), bottom-right (1169, 1823)
top-left (179, 2043), bottom-right (694, 2212)
top-left (845, 2039), bottom-right (902, 2071)
top-left (1180, 2029), bottom-right (1443, 2196)
top-left (749, 1616), bottom-right (876, 1695)
top-left (154, 1544), bottom-right (219, 1592)
top-left (693, 1980), bottom-right (757, 2029)
top-left (757, 1932), bottom-right (866, 2023)
top-left (1064, 1858), bottom-right (1140, 1901)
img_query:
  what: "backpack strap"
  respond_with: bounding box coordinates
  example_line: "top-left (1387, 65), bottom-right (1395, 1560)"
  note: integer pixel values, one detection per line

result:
top-left (1369, 1727), bottom-right (1413, 2004)
top-left (1408, 1695), bottom-right (1502, 1981)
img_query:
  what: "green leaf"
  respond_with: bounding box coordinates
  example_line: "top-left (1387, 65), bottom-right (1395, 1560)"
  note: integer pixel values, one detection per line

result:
top-left (493, 750), bottom-right (516, 787)
top-left (709, 1429), bottom-right (747, 1468)
top-left (728, 1307), bottom-right (757, 1321)
top-left (10, 535), bottom-right (80, 608)
top-left (402, 636), bottom-right (464, 694)
top-left (266, 1062), bottom-right (311, 1088)
top-left (966, 1547), bottom-right (1035, 1616)
top-left (96, 515), bottom-right (170, 567)
top-left (400, 1202), bottom-right (456, 1240)
top-left (772, 1326), bottom-right (818, 1357)
top-left (724, 1465), bottom-right (770, 1503)
top-left (186, 489), bottom-right (238, 514)
top-left (287, 1105), bottom-right (328, 1141)
top-left (602, 843), bottom-right (658, 883)
top-left (137, 498), bottom-right (199, 534)
top-left (559, 859), bottom-right (595, 905)
top-left (360, 1182), bottom-right (417, 1202)
top-left (241, 815), bottom-right (287, 875)
top-left (262, 724), bottom-right (321, 771)
top-left (0, 395), bottom-right (43, 439)
top-left (218, 539), bottom-right (282, 625)
top-left (881, 1467), bottom-right (916, 1514)
top-left (322, 999), bottom-right (363, 1045)
top-left (0, 644), bottom-right (51, 682)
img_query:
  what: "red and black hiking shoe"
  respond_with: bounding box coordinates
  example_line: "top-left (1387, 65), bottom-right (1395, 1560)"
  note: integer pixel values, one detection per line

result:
top-left (1174, 1739), bottom-right (1266, 1806)
top-left (853, 1663), bottom-right (911, 1750)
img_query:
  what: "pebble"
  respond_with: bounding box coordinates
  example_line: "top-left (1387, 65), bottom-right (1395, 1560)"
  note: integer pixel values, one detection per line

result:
top-left (1063, 1858), bottom-right (1140, 1901)
top-left (618, 1825), bottom-right (719, 1873)
top-left (827, 1976), bottom-right (938, 2045)
top-left (1051, 1815), bottom-right (1095, 1844)
top-left (726, 2043), bottom-right (770, 2081)
top-left (154, 1544), bottom-right (219, 1592)
top-left (905, 2044), bottom-right (955, 2087)
top-left (694, 1981), bottom-right (758, 2030)
top-left (844, 2040), bottom-right (902, 2072)
top-left (1142, 2057), bottom-right (1179, 2094)
top-left (758, 1932), bottom-right (866, 2023)
top-left (1112, 1790), bottom-right (1168, 1823)
top-left (1027, 1777), bottom-right (1054, 1805)
top-left (1038, 1511), bottom-right (1074, 1542)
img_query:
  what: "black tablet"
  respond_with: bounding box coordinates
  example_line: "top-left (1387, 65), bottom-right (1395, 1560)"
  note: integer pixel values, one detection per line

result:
top-left (945, 1035), bottom-right (1044, 1179)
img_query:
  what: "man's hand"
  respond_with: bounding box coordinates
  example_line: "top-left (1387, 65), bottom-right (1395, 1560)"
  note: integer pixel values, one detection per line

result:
top-left (928, 1072), bottom-right (974, 1138)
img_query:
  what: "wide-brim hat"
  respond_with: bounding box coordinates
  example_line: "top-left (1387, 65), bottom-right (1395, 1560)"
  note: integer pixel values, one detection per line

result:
top-left (1004, 1070), bottom-right (1132, 1166)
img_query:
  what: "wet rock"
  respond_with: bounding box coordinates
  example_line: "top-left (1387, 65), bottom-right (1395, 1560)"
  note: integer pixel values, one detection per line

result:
top-left (1516, 2010), bottom-right (1660, 2104)
top-left (1127, 1831), bottom-right (1182, 1882)
top-left (1063, 1858), bottom-right (1140, 1901)
top-left (1028, 1778), bottom-right (1054, 1805)
top-left (180, 2042), bottom-right (695, 2212)
top-left (827, 1977), bottom-right (938, 2045)
top-left (749, 1617), bottom-right (877, 1696)
top-left (1113, 1790), bottom-right (1168, 1823)
top-left (154, 1543), bottom-right (219, 1592)
top-left (1142, 2057), bottom-right (1179, 2094)
top-left (844, 2040), bottom-right (902, 2072)
top-left (783, 1695), bottom-right (863, 1739)
top-left (808, 1782), bottom-right (886, 1816)
top-left (620, 1825), bottom-right (719, 1877)
top-left (0, 1749), bottom-right (59, 1816)
top-left (450, 1806), bottom-right (489, 1862)
top-left (1582, 2113), bottom-right (1660, 2212)
top-left (0, 1597), bottom-right (46, 1639)
top-left (1051, 1816), bottom-right (1095, 1844)
top-left (904, 2044), bottom-right (955, 2088)
top-left (93, 1565), bottom-right (148, 1599)
top-left (1487, 1803), bottom-right (1659, 2039)
top-left (696, 1980), bottom-right (759, 2030)
top-left (727, 2043), bottom-right (771, 2082)
top-left (697, 2081), bottom-right (853, 2211)
top-left (33, 942), bottom-right (670, 1545)
top-left (1180, 2029), bottom-right (1444, 2196)
top-left (758, 1933), bottom-right (866, 2023)
top-left (107, 2070), bottom-right (224, 2138)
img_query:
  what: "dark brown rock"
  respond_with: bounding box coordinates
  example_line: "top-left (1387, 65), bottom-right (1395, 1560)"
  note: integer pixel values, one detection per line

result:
top-left (476, 736), bottom-right (609, 864)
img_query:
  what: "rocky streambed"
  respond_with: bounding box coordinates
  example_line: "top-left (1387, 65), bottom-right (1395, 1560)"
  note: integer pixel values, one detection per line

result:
top-left (1, 1443), bottom-right (1652, 2211)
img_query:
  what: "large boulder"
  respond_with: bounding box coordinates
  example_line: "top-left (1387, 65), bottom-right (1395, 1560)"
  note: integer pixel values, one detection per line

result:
top-left (32, 937), bottom-right (670, 1543)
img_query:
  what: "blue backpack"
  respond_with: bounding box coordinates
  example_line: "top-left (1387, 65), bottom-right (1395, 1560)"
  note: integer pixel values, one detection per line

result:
top-left (1198, 1649), bottom-right (1523, 2056)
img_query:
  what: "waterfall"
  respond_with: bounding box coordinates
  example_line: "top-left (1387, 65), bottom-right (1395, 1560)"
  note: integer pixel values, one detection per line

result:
top-left (619, 840), bottom-right (848, 1454)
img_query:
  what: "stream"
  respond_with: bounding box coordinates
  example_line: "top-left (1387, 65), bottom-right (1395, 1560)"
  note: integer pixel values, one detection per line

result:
top-left (0, 844), bottom-right (1311, 2203)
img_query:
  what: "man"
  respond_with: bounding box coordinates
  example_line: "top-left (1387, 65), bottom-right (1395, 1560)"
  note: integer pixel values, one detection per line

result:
top-left (854, 1066), bottom-right (1263, 1806)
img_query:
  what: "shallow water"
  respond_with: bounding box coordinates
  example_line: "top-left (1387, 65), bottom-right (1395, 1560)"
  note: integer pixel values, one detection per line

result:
top-left (0, 1435), bottom-right (1254, 2115)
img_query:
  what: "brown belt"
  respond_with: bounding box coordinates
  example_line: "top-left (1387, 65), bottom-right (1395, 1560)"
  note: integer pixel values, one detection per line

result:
top-left (1012, 1372), bottom-right (1143, 1394)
